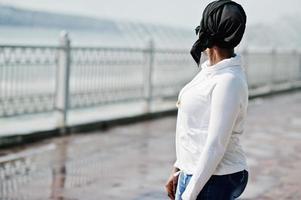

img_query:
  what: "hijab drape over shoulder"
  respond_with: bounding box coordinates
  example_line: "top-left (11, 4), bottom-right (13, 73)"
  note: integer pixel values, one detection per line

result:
top-left (190, 0), bottom-right (247, 66)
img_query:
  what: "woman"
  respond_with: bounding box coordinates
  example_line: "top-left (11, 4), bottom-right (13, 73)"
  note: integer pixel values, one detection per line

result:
top-left (165, 0), bottom-right (249, 200)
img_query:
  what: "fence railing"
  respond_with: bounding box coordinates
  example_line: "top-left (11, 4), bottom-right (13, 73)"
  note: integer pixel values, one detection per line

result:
top-left (1, 32), bottom-right (301, 132)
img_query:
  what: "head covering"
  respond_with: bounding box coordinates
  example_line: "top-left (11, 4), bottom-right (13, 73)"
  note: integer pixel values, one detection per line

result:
top-left (190, 0), bottom-right (247, 66)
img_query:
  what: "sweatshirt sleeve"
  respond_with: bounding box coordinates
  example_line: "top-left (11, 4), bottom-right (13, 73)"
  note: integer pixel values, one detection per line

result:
top-left (181, 75), bottom-right (243, 200)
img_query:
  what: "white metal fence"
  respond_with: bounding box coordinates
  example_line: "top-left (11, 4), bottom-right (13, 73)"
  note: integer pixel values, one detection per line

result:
top-left (0, 33), bottom-right (301, 130)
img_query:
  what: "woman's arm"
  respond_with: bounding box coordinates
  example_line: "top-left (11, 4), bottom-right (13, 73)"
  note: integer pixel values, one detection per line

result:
top-left (181, 75), bottom-right (243, 200)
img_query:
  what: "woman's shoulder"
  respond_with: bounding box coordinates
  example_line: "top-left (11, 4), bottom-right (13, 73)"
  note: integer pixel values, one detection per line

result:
top-left (215, 70), bottom-right (244, 84)
top-left (214, 71), bottom-right (248, 94)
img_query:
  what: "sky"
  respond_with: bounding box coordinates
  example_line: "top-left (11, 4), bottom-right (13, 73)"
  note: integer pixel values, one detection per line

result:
top-left (0, 0), bottom-right (300, 28)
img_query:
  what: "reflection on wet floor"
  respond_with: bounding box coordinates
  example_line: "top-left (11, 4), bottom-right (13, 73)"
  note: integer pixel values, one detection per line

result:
top-left (0, 136), bottom-right (109, 199)
top-left (0, 117), bottom-right (175, 200)
top-left (0, 90), bottom-right (301, 200)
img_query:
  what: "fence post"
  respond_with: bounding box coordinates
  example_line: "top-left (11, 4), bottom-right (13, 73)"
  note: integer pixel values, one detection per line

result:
top-left (56, 31), bottom-right (71, 134)
top-left (143, 39), bottom-right (154, 113)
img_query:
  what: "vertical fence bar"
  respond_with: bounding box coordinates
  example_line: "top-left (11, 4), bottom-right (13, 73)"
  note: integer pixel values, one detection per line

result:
top-left (241, 48), bottom-right (249, 85)
top-left (143, 39), bottom-right (154, 112)
top-left (298, 49), bottom-right (301, 88)
top-left (0, 47), bottom-right (3, 117)
top-left (291, 49), bottom-right (298, 88)
top-left (269, 48), bottom-right (276, 92)
top-left (55, 31), bottom-right (71, 133)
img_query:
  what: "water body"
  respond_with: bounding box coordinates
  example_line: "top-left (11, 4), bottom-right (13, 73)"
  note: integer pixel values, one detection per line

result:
top-left (0, 25), bottom-right (195, 49)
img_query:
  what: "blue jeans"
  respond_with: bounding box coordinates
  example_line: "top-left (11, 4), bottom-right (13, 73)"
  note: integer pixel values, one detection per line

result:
top-left (175, 170), bottom-right (248, 200)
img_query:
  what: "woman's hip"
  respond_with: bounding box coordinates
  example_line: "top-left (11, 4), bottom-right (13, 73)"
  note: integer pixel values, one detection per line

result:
top-left (175, 169), bottom-right (249, 200)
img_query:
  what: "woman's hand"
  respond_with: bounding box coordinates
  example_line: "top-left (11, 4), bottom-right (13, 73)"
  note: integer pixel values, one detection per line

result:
top-left (165, 168), bottom-right (180, 200)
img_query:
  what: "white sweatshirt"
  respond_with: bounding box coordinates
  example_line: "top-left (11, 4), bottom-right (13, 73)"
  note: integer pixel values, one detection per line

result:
top-left (173, 54), bottom-right (249, 200)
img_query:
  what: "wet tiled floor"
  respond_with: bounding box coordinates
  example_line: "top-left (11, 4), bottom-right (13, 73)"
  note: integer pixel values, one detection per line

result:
top-left (0, 90), bottom-right (301, 200)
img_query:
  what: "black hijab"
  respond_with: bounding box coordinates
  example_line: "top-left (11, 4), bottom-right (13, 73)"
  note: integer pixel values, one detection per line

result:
top-left (190, 0), bottom-right (247, 66)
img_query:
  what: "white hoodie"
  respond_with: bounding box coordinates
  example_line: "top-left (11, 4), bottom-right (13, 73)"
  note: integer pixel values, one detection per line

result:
top-left (174, 54), bottom-right (249, 200)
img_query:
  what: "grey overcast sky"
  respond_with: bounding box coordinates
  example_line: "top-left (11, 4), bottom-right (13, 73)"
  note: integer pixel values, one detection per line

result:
top-left (0, 0), bottom-right (300, 28)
